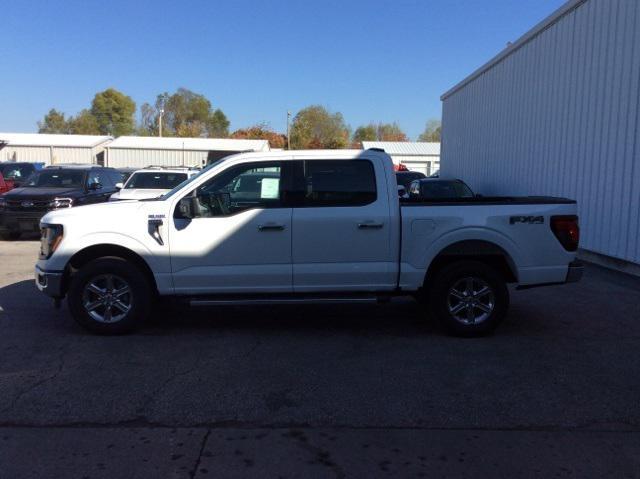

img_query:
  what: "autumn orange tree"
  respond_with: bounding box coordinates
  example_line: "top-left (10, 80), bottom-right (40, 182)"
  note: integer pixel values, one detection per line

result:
top-left (352, 122), bottom-right (408, 147)
top-left (289, 105), bottom-right (350, 149)
top-left (231, 123), bottom-right (287, 149)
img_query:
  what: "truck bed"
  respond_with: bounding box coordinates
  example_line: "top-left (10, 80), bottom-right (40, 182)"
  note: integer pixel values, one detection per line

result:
top-left (401, 196), bottom-right (577, 206)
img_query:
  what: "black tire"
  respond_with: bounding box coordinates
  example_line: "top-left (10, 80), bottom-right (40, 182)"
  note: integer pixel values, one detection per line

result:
top-left (67, 256), bottom-right (152, 335)
top-left (0, 231), bottom-right (21, 241)
top-left (428, 260), bottom-right (509, 337)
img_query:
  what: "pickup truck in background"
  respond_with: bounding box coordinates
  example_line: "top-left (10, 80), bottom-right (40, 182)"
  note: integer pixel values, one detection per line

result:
top-left (35, 149), bottom-right (582, 336)
top-left (0, 165), bottom-right (122, 240)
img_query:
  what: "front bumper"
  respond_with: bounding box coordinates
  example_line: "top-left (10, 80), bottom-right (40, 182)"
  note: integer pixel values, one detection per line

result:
top-left (35, 265), bottom-right (64, 298)
top-left (565, 260), bottom-right (584, 283)
top-left (0, 211), bottom-right (45, 233)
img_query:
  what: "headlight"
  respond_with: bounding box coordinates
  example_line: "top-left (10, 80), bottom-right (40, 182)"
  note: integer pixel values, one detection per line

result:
top-left (39, 224), bottom-right (64, 259)
top-left (0, 197), bottom-right (5, 211)
top-left (48, 198), bottom-right (73, 209)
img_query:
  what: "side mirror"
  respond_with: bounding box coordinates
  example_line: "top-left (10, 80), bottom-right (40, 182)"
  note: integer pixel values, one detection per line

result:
top-left (397, 185), bottom-right (407, 198)
top-left (176, 196), bottom-right (197, 219)
top-left (115, 182), bottom-right (124, 190)
top-left (88, 182), bottom-right (102, 191)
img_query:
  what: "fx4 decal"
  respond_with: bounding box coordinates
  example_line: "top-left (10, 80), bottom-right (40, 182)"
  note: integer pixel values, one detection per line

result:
top-left (510, 216), bottom-right (544, 225)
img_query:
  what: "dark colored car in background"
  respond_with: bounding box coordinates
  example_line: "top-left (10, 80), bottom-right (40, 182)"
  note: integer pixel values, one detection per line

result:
top-left (395, 170), bottom-right (427, 189)
top-left (408, 178), bottom-right (476, 200)
top-left (0, 162), bottom-right (44, 189)
top-left (0, 164), bottom-right (122, 239)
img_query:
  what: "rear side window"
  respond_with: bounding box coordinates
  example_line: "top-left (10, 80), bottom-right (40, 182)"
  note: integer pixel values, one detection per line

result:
top-left (125, 172), bottom-right (188, 189)
top-left (0, 164), bottom-right (33, 180)
top-left (298, 160), bottom-right (377, 207)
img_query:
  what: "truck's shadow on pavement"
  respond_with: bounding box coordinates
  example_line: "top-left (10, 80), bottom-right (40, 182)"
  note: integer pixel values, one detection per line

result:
top-left (1, 279), bottom-right (458, 337)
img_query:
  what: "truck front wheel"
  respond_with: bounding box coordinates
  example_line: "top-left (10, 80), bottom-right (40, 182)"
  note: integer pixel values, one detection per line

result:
top-left (428, 260), bottom-right (509, 337)
top-left (67, 257), bottom-right (152, 335)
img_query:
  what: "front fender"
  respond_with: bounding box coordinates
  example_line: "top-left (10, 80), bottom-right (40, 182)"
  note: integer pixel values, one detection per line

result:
top-left (44, 232), bottom-right (168, 275)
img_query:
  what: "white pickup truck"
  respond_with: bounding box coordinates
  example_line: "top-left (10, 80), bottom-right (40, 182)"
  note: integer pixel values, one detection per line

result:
top-left (35, 149), bottom-right (583, 336)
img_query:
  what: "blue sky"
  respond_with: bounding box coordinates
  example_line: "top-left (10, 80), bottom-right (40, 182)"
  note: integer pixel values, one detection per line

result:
top-left (1, 0), bottom-right (566, 139)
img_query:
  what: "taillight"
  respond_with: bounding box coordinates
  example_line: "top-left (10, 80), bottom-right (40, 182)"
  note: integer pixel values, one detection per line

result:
top-left (551, 215), bottom-right (579, 252)
top-left (394, 163), bottom-right (409, 171)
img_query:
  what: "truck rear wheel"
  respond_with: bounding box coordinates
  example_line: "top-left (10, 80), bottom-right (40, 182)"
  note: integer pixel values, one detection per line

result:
top-left (67, 257), bottom-right (151, 335)
top-left (428, 260), bottom-right (509, 337)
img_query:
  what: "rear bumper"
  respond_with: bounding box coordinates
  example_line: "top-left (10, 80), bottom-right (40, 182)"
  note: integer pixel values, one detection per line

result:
top-left (565, 260), bottom-right (584, 283)
top-left (516, 260), bottom-right (583, 290)
top-left (35, 265), bottom-right (64, 298)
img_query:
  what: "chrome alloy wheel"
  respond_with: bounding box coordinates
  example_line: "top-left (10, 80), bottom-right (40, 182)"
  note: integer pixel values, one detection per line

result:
top-left (82, 274), bottom-right (132, 323)
top-left (447, 277), bottom-right (495, 325)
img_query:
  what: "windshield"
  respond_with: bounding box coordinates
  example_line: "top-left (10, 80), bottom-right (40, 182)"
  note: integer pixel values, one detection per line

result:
top-left (159, 159), bottom-right (224, 200)
top-left (0, 164), bottom-right (32, 180)
top-left (26, 170), bottom-right (85, 188)
top-left (125, 171), bottom-right (188, 190)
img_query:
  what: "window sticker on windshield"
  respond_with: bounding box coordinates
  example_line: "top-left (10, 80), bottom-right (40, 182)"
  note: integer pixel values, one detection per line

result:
top-left (261, 178), bottom-right (279, 199)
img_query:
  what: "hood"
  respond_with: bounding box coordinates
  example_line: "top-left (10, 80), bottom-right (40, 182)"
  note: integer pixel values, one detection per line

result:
top-left (2, 186), bottom-right (84, 200)
top-left (41, 198), bottom-right (147, 224)
top-left (111, 188), bottom-right (168, 200)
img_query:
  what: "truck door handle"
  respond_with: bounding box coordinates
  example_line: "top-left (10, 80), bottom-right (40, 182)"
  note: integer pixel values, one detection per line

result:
top-left (258, 223), bottom-right (285, 231)
top-left (358, 222), bottom-right (384, 229)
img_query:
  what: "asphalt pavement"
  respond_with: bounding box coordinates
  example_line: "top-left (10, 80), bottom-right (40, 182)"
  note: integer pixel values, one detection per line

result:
top-left (1, 241), bottom-right (639, 478)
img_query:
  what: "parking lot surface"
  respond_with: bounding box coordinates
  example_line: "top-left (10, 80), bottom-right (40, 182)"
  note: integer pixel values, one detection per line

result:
top-left (1, 241), bottom-right (640, 478)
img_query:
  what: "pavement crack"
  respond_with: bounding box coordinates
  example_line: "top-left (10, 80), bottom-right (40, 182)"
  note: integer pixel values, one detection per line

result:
top-left (189, 427), bottom-right (211, 479)
top-left (0, 342), bottom-right (70, 415)
top-left (284, 429), bottom-right (346, 479)
top-left (136, 351), bottom-right (206, 417)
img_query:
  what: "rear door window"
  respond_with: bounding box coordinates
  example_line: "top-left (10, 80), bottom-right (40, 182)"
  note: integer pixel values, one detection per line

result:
top-left (295, 160), bottom-right (377, 207)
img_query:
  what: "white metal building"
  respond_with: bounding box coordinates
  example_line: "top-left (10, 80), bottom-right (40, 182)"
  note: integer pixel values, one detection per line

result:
top-left (105, 136), bottom-right (271, 169)
top-left (441, 0), bottom-right (640, 269)
top-left (362, 141), bottom-right (440, 175)
top-left (0, 133), bottom-right (112, 165)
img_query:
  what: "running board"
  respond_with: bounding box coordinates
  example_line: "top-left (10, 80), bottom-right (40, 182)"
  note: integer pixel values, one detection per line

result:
top-left (189, 294), bottom-right (386, 307)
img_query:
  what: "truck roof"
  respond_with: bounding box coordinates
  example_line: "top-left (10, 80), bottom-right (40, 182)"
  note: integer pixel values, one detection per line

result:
top-left (219, 149), bottom-right (391, 163)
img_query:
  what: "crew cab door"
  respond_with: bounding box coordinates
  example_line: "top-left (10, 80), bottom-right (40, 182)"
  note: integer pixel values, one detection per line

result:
top-left (168, 161), bottom-right (293, 294)
top-left (290, 158), bottom-right (396, 292)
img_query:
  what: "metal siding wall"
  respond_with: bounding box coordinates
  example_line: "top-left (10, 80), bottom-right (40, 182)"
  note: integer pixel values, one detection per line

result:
top-left (441, 0), bottom-right (640, 264)
top-left (51, 147), bottom-right (94, 165)
top-left (0, 146), bottom-right (51, 163)
top-left (107, 149), bottom-right (209, 169)
top-left (393, 154), bottom-right (441, 175)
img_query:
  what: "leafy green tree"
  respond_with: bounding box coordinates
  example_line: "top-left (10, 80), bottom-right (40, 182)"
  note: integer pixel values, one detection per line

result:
top-left (90, 88), bottom-right (136, 136)
top-left (290, 105), bottom-right (350, 149)
top-left (352, 122), bottom-right (408, 146)
top-left (208, 109), bottom-right (230, 138)
top-left (38, 109), bottom-right (69, 133)
top-left (352, 124), bottom-right (377, 145)
top-left (376, 122), bottom-right (407, 141)
top-left (418, 119), bottom-right (442, 142)
top-left (67, 109), bottom-right (100, 135)
top-left (157, 88), bottom-right (229, 138)
top-left (231, 123), bottom-right (286, 149)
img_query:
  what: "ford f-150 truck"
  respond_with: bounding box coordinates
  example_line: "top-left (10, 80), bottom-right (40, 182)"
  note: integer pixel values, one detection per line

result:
top-left (35, 149), bottom-right (582, 336)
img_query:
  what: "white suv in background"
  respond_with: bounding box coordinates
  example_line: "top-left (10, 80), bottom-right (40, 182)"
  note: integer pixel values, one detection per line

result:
top-left (109, 166), bottom-right (199, 201)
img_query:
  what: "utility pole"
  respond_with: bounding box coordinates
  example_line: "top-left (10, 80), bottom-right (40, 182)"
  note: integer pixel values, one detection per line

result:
top-left (286, 110), bottom-right (291, 150)
top-left (158, 109), bottom-right (164, 137)
top-left (158, 94), bottom-right (167, 137)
